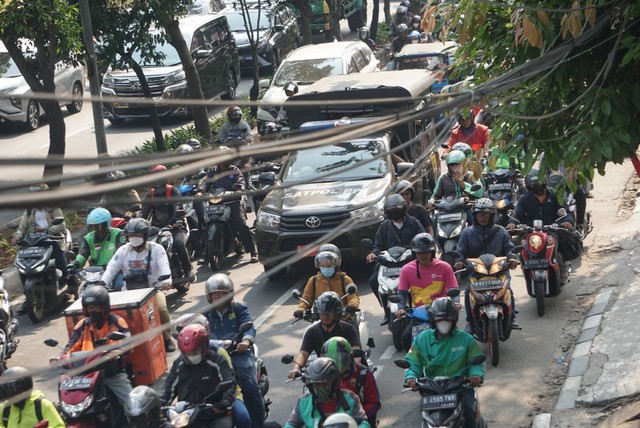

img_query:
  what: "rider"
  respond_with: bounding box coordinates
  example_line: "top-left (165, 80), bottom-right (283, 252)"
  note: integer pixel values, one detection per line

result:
top-left (217, 106), bottom-right (253, 147)
top-left (203, 274), bottom-right (265, 428)
top-left (396, 233), bottom-right (459, 350)
top-left (404, 297), bottom-right (485, 428)
top-left (358, 26), bottom-right (377, 50)
top-left (454, 198), bottom-right (520, 332)
top-left (285, 357), bottom-right (370, 428)
top-left (61, 286), bottom-right (132, 409)
top-left (277, 81), bottom-right (299, 125)
top-left (69, 207), bottom-right (127, 290)
top-left (408, 30), bottom-right (421, 44)
top-left (124, 386), bottom-right (176, 428)
top-left (287, 292), bottom-right (361, 380)
top-left (393, 180), bottom-right (433, 235)
top-left (390, 23), bottom-right (410, 55)
top-left (445, 108), bottom-right (491, 157)
top-left (98, 170), bottom-right (142, 218)
top-left (321, 337), bottom-right (381, 427)
top-left (294, 251), bottom-right (360, 322)
top-left (0, 367), bottom-right (65, 428)
top-left (431, 150), bottom-right (484, 203)
top-left (366, 194), bottom-right (425, 307)
top-left (143, 164), bottom-right (195, 283)
top-left (161, 324), bottom-right (236, 428)
top-left (101, 218), bottom-right (176, 352)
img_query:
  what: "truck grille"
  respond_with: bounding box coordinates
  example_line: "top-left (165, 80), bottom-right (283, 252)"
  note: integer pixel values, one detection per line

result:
top-left (279, 212), bottom-right (351, 231)
top-left (279, 235), bottom-right (352, 252)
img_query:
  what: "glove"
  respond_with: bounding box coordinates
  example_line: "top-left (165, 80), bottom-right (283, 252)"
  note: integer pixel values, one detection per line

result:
top-left (293, 310), bottom-right (304, 319)
top-left (345, 305), bottom-right (357, 314)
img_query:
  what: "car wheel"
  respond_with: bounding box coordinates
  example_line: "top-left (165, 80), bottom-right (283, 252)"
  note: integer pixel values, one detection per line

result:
top-left (108, 117), bottom-right (126, 125)
top-left (67, 82), bottom-right (83, 114)
top-left (222, 69), bottom-right (237, 100)
top-left (24, 100), bottom-right (40, 131)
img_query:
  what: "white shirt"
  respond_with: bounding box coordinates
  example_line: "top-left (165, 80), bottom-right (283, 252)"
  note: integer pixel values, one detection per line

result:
top-left (34, 209), bottom-right (48, 230)
top-left (102, 241), bottom-right (172, 288)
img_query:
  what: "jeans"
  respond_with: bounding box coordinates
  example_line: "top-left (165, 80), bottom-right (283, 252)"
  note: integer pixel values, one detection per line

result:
top-left (170, 228), bottom-right (192, 275)
top-left (230, 202), bottom-right (255, 254)
top-left (156, 292), bottom-right (172, 342)
top-left (110, 272), bottom-right (125, 291)
top-left (232, 400), bottom-right (251, 428)
top-left (460, 388), bottom-right (479, 428)
top-left (232, 351), bottom-right (264, 427)
top-left (103, 371), bottom-right (132, 407)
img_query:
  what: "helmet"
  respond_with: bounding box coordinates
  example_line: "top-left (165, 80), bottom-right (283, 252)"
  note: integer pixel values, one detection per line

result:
top-left (175, 144), bottom-right (194, 155)
top-left (283, 81), bottom-right (298, 97)
top-left (411, 232), bottom-right (436, 254)
top-left (314, 291), bottom-right (342, 318)
top-left (227, 106), bottom-right (242, 123)
top-left (358, 26), bottom-right (370, 41)
top-left (445, 150), bottom-right (466, 165)
top-left (428, 297), bottom-right (459, 328)
top-left (28, 183), bottom-right (49, 192)
top-left (397, 6), bottom-right (408, 16)
top-left (458, 108), bottom-right (474, 123)
top-left (472, 198), bottom-right (495, 225)
top-left (525, 168), bottom-right (547, 195)
top-left (0, 367), bottom-right (33, 402)
top-left (302, 357), bottom-right (341, 403)
top-left (392, 179), bottom-right (415, 199)
top-left (409, 30), bottom-right (421, 42)
top-left (105, 170), bottom-right (126, 181)
top-left (259, 121), bottom-right (278, 137)
top-left (321, 336), bottom-right (353, 375)
top-left (124, 386), bottom-right (161, 428)
top-left (451, 142), bottom-right (473, 159)
top-left (205, 273), bottom-right (234, 304)
top-left (186, 138), bottom-right (202, 150)
top-left (412, 14), bottom-right (422, 25)
top-left (396, 23), bottom-right (408, 34)
top-left (314, 250), bottom-right (339, 269)
top-left (81, 285), bottom-right (110, 318)
top-left (384, 193), bottom-right (407, 220)
top-left (177, 324), bottom-right (209, 364)
top-left (124, 218), bottom-right (149, 236)
top-left (87, 207), bottom-right (112, 228)
top-left (318, 243), bottom-right (341, 267)
top-left (150, 164), bottom-right (167, 173)
top-left (174, 313), bottom-right (210, 335)
top-left (323, 413), bottom-right (358, 428)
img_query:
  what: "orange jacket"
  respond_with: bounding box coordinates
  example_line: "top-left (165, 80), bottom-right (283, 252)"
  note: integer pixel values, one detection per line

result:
top-left (64, 314), bottom-right (130, 354)
top-left (447, 123), bottom-right (490, 153)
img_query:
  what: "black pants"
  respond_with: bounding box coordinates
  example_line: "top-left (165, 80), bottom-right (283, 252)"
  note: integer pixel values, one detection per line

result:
top-left (171, 229), bottom-right (192, 274)
top-left (230, 202), bottom-right (255, 254)
top-left (574, 185), bottom-right (587, 227)
top-left (51, 242), bottom-right (77, 291)
top-left (368, 264), bottom-right (381, 305)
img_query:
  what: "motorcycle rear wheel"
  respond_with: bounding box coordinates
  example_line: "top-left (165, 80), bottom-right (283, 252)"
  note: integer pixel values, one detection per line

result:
top-left (489, 318), bottom-right (500, 367)
top-left (535, 279), bottom-right (546, 317)
top-left (391, 317), bottom-right (406, 352)
top-left (26, 287), bottom-right (45, 323)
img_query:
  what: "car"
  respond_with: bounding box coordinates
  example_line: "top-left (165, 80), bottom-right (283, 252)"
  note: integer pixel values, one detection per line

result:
top-left (393, 41), bottom-right (459, 92)
top-left (101, 14), bottom-right (240, 124)
top-left (256, 40), bottom-right (379, 127)
top-left (0, 42), bottom-right (84, 131)
top-left (222, 1), bottom-right (299, 73)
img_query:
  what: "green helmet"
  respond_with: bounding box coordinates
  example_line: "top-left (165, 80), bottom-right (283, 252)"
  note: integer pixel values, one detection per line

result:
top-left (445, 150), bottom-right (466, 165)
top-left (321, 336), bottom-right (353, 375)
top-left (451, 143), bottom-right (472, 159)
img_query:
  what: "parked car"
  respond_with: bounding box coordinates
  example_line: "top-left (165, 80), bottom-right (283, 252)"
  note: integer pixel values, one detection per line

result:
top-left (392, 41), bottom-right (459, 92)
top-left (223, 0), bottom-right (299, 73)
top-left (256, 40), bottom-right (379, 127)
top-left (101, 14), bottom-right (240, 124)
top-left (0, 42), bottom-right (84, 131)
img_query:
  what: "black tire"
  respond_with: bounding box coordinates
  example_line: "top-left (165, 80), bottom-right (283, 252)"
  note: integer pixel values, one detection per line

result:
top-left (535, 279), bottom-right (545, 317)
top-left (24, 100), bottom-right (40, 131)
top-left (67, 82), bottom-right (83, 113)
top-left (347, 6), bottom-right (365, 31)
top-left (26, 287), bottom-right (45, 323)
top-left (489, 318), bottom-right (500, 367)
top-left (208, 239), bottom-right (224, 271)
top-left (264, 264), bottom-right (287, 280)
top-left (391, 317), bottom-right (405, 352)
top-left (108, 117), bottom-right (126, 125)
top-left (221, 69), bottom-right (237, 100)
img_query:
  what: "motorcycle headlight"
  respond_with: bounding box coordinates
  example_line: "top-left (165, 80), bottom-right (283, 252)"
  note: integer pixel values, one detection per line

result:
top-left (450, 225), bottom-right (463, 238)
top-left (61, 394), bottom-right (94, 418)
top-left (33, 263), bottom-right (46, 273)
top-left (437, 226), bottom-right (448, 239)
top-left (350, 200), bottom-right (384, 223)
top-left (495, 199), bottom-right (508, 209)
top-left (528, 234), bottom-right (544, 251)
top-left (256, 211), bottom-right (280, 229)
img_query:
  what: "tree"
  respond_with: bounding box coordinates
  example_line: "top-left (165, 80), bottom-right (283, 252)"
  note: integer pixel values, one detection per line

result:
top-left (235, 0), bottom-right (264, 116)
top-left (290, 0), bottom-right (313, 45)
top-left (0, 0), bottom-right (83, 184)
top-left (439, 0), bottom-right (640, 185)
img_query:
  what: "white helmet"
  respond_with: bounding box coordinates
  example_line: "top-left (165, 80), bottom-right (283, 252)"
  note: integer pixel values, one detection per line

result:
top-left (323, 413), bottom-right (358, 428)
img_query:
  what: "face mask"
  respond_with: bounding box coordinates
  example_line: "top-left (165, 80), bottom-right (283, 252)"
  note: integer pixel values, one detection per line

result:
top-left (186, 354), bottom-right (203, 365)
top-left (89, 311), bottom-right (105, 326)
top-left (320, 267), bottom-right (335, 278)
top-left (531, 184), bottom-right (546, 195)
top-left (129, 237), bottom-right (145, 247)
top-left (387, 209), bottom-right (404, 221)
top-left (411, 39), bottom-right (419, 44)
top-left (436, 320), bottom-right (453, 335)
top-left (312, 383), bottom-right (335, 403)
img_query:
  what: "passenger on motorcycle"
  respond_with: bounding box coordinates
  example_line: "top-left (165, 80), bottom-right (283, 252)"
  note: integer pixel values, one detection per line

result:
top-left (444, 108), bottom-right (490, 156)
top-left (98, 170), bottom-right (142, 218)
top-left (69, 207), bottom-right (127, 290)
top-left (454, 198), bottom-right (520, 332)
top-left (204, 274), bottom-right (265, 428)
top-left (101, 218), bottom-right (176, 352)
top-left (366, 194), bottom-right (425, 305)
top-left (285, 357), bottom-right (370, 428)
top-left (142, 165), bottom-right (195, 283)
top-left (321, 337), bottom-right (381, 427)
top-left (125, 386), bottom-right (176, 428)
top-left (61, 287), bottom-right (132, 408)
top-left (161, 324), bottom-right (236, 428)
top-left (295, 251), bottom-right (360, 322)
top-left (431, 150), bottom-right (484, 203)
top-left (404, 297), bottom-right (485, 428)
top-left (206, 157), bottom-right (259, 263)
top-left (287, 292), bottom-right (361, 380)
top-left (390, 23), bottom-right (410, 55)
top-left (393, 180), bottom-right (433, 235)
top-left (397, 233), bottom-right (459, 350)
top-left (277, 81), bottom-right (299, 125)
top-left (0, 366), bottom-right (65, 428)
top-left (218, 106), bottom-right (254, 147)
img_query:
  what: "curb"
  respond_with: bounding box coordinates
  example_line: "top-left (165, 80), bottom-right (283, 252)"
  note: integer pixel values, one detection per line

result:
top-left (0, 267), bottom-right (23, 301)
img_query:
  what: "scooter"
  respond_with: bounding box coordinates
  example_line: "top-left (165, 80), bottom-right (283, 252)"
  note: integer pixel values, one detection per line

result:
top-left (14, 218), bottom-right (74, 323)
top-left (148, 216), bottom-right (192, 294)
top-left (177, 183), bottom-right (204, 259)
top-left (45, 331), bottom-right (129, 428)
top-left (483, 168), bottom-right (521, 227)
top-left (162, 380), bottom-right (235, 427)
top-left (394, 355), bottom-right (487, 428)
top-left (248, 162), bottom-right (280, 213)
top-left (205, 188), bottom-right (244, 271)
top-left (433, 196), bottom-right (473, 266)
top-left (76, 266), bottom-right (106, 297)
top-left (387, 295), bottom-right (430, 352)
top-left (0, 271), bottom-right (19, 371)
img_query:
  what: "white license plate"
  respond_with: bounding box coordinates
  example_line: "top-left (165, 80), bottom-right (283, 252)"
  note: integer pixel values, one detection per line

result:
top-left (206, 205), bottom-right (225, 214)
top-left (524, 258), bottom-right (548, 269)
top-left (438, 212), bottom-right (463, 222)
top-left (61, 377), bottom-right (93, 390)
top-left (382, 267), bottom-right (402, 277)
top-left (472, 279), bottom-right (504, 290)
top-left (489, 183), bottom-right (512, 191)
top-left (421, 393), bottom-right (458, 410)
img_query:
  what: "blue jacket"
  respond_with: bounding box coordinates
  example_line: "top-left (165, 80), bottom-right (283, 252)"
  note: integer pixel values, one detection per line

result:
top-left (206, 302), bottom-right (256, 344)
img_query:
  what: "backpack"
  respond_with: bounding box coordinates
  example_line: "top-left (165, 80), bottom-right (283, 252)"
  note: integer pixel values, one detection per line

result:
top-left (3, 397), bottom-right (43, 425)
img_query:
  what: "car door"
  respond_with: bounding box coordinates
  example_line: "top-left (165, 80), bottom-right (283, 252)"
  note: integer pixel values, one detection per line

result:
top-left (54, 61), bottom-right (73, 105)
top-left (278, 6), bottom-right (298, 56)
top-left (194, 21), bottom-right (222, 98)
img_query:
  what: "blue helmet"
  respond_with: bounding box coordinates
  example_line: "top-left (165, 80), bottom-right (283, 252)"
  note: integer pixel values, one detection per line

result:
top-left (87, 207), bottom-right (112, 228)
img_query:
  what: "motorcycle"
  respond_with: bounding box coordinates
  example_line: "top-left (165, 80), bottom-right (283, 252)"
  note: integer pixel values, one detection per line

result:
top-left (433, 196), bottom-right (473, 268)
top-left (547, 174), bottom-right (593, 240)
top-left (248, 162), bottom-right (280, 213)
top-left (148, 217), bottom-right (192, 294)
top-left (387, 295), bottom-right (431, 352)
top-left (394, 355), bottom-right (487, 428)
top-left (176, 182), bottom-right (205, 259)
top-left (0, 271), bottom-right (19, 371)
top-left (162, 380), bottom-right (235, 428)
top-left (483, 168), bottom-right (521, 227)
top-left (76, 266), bottom-right (106, 297)
top-left (205, 188), bottom-right (244, 271)
top-left (14, 219), bottom-right (74, 323)
top-left (45, 331), bottom-right (129, 427)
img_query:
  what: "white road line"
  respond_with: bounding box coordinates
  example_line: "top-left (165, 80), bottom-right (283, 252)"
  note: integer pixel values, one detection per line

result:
top-left (380, 345), bottom-right (396, 360)
top-left (254, 279), bottom-right (305, 330)
top-left (37, 143), bottom-right (49, 149)
top-left (67, 126), bottom-right (92, 138)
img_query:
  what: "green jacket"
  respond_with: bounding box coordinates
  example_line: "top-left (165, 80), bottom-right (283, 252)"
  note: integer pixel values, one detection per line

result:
top-left (405, 328), bottom-right (485, 381)
top-left (74, 228), bottom-right (126, 267)
top-left (285, 390), bottom-right (370, 428)
top-left (14, 208), bottom-right (66, 240)
top-left (0, 390), bottom-right (65, 428)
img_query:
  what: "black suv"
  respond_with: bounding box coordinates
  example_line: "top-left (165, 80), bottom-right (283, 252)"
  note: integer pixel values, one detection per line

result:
top-left (223, 0), bottom-right (300, 72)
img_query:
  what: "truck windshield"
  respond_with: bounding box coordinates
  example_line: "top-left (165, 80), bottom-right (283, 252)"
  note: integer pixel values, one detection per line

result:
top-left (281, 141), bottom-right (387, 183)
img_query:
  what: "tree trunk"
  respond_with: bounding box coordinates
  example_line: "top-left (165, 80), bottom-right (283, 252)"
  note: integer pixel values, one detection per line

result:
top-left (383, 0), bottom-right (391, 24)
top-left (292, 0), bottom-right (313, 45)
top-left (165, 20), bottom-right (213, 145)
top-left (129, 61), bottom-right (166, 152)
top-left (328, 0), bottom-right (343, 41)
top-left (370, 0), bottom-right (380, 40)
top-left (42, 100), bottom-right (66, 186)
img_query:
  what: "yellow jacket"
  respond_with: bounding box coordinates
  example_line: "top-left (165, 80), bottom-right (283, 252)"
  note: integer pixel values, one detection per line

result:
top-left (298, 272), bottom-right (360, 313)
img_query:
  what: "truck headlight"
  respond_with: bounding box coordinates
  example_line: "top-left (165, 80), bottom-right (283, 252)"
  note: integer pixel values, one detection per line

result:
top-left (102, 74), bottom-right (114, 87)
top-left (167, 69), bottom-right (186, 84)
top-left (350, 200), bottom-right (384, 223)
top-left (256, 211), bottom-right (280, 229)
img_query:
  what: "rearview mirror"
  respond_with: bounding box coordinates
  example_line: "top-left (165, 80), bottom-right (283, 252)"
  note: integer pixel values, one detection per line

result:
top-left (51, 217), bottom-right (65, 226)
top-left (470, 184), bottom-right (482, 192)
top-left (388, 295), bottom-right (401, 304)
top-left (259, 79), bottom-right (270, 89)
top-left (507, 210), bottom-right (516, 218)
top-left (108, 331), bottom-right (126, 341)
top-left (259, 171), bottom-right (276, 185)
top-left (557, 208), bottom-right (567, 217)
top-left (157, 274), bottom-right (171, 282)
top-left (44, 338), bottom-right (59, 347)
top-left (281, 354), bottom-right (294, 364)
top-left (468, 355), bottom-right (486, 365)
top-left (351, 348), bottom-right (366, 358)
top-left (238, 322), bottom-right (253, 334)
top-left (447, 288), bottom-right (461, 298)
top-left (345, 284), bottom-right (357, 295)
top-left (292, 289), bottom-right (301, 299)
top-left (394, 359), bottom-right (410, 369)
top-left (361, 238), bottom-right (374, 252)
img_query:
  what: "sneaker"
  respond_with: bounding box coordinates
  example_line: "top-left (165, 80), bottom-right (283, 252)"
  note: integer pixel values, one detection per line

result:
top-left (184, 272), bottom-right (196, 283)
top-left (250, 252), bottom-right (259, 263)
top-left (511, 319), bottom-right (522, 330)
top-left (464, 323), bottom-right (475, 335)
top-left (165, 339), bottom-right (176, 353)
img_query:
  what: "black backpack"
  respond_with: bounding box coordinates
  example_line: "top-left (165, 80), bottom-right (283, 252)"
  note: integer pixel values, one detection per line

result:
top-left (3, 397), bottom-right (43, 425)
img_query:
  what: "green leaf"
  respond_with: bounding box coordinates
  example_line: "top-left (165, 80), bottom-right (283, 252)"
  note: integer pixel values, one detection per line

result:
top-left (601, 99), bottom-right (611, 116)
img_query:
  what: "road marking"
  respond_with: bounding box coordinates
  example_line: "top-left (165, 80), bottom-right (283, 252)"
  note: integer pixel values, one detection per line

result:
top-left (380, 345), bottom-right (396, 360)
top-left (37, 143), bottom-right (49, 149)
top-left (67, 126), bottom-right (92, 138)
top-left (254, 279), bottom-right (305, 330)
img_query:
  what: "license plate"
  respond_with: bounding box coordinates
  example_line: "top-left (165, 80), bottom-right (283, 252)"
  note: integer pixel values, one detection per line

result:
top-left (412, 322), bottom-right (429, 337)
top-left (472, 279), bottom-right (504, 290)
top-left (489, 183), bottom-right (512, 191)
top-left (297, 246), bottom-right (317, 256)
top-left (438, 212), bottom-right (463, 222)
top-left (524, 258), bottom-right (548, 269)
top-left (382, 267), bottom-right (402, 277)
top-left (421, 393), bottom-right (458, 410)
top-left (206, 205), bottom-right (225, 214)
top-left (18, 248), bottom-right (44, 257)
top-left (61, 377), bottom-right (93, 391)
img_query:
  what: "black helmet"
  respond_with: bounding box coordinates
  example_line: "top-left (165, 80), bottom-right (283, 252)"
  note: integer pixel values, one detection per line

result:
top-left (411, 14), bottom-right (421, 28)
top-left (0, 367), bottom-right (33, 402)
top-left (227, 106), bottom-right (242, 123)
top-left (315, 291), bottom-right (342, 318)
top-left (124, 386), bottom-right (161, 428)
top-left (259, 121), bottom-right (278, 137)
top-left (396, 23), bottom-right (408, 34)
top-left (397, 7), bottom-right (408, 17)
top-left (82, 285), bottom-right (110, 318)
top-left (525, 168), bottom-right (547, 195)
top-left (428, 297), bottom-right (459, 328)
top-left (392, 179), bottom-right (414, 199)
top-left (302, 357), bottom-right (341, 403)
top-left (472, 198), bottom-right (496, 225)
top-left (384, 194), bottom-right (407, 220)
top-left (124, 218), bottom-right (149, 237)
top-left (186, 138), bottom-right (202, 150)
top-left (283, 81), bottom-right (298, 97)
top-left (411, 232), bottom-right (436, 254)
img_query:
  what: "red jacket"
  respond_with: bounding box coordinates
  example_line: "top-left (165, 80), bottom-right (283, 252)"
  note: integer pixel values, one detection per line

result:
top-left (447, 123), bottom-right (490, 153)
top-left (339, 363), bottom-right (381, 419)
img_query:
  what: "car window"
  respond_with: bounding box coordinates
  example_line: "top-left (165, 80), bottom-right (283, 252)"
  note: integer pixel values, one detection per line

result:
top-left (346, 56), bottom-right (358, 74)
top-left (215, 23), bottom-right (228, 43)
top-left (360, 48), bottom-right (372, 65)
top-left (0, 53), bottom-right (22, 78)
top-left (281, 141), bottom-right (388, 183)
top-left (191, 31), bottom-right (206, 51)
top-left (274, 58), bottom-right (343, 86)
top-left (225, 10), bottom-right (271, 31)
top-left (274, 10), bottom-right (283, 26)
top-left (203, 25), bottom-right (220, 47)
top-left (353, 50), bottom-right (368, 71)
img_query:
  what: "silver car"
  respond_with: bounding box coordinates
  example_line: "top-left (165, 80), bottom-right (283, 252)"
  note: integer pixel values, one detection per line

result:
top-left (0, 42), bottom-right (84, 131)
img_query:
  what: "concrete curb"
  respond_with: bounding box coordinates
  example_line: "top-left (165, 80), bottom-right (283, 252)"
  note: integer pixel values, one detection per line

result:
top-left (0, 267), bottom-right (23, 300)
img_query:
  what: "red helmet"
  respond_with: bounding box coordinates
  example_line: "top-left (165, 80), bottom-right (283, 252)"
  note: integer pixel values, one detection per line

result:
top-left (177, 324), bottom-right (209, 364)
top-left (150, 165), bottom-right (167, 173)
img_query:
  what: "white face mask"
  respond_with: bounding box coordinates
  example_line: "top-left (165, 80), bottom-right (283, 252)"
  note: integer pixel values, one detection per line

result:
top-left (186, 354), bottom-right (203, 365)
top-left (436, 320), bottom-right (453, 335)
top-left (129, 237), bottom-right (145, 247)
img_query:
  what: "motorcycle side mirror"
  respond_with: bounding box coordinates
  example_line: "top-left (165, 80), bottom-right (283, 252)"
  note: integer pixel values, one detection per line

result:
top-left (345, 284), bottom-right (357, 295)
top-left (238, 322), bottom-right (253, 334)
top-left (259, 171), bottom-right (276, 185)
top-left (157, 274), bottom-right (171, 282)
top-left (468, 355), bottom-right (486, 365)
top-left (507, 210), bottom-right (516, 218)
top-left (533, 220), bottom-right (543, 230)
top-left (129, 204), bottom-right (142, 212)
top-left (44, 338), bottom-right (59, 347)
top-left (291, 289), bottom-right (302, 300)
top-left (361, 238), bottom-right (374, 252)
top-left (447, 288), bottom-right (461, 298)
top-left (448, 250), bottom-right (461, 260)
top-left (394, 359), bottom-right (410, 369)
top-left (175, 401), bottom-right (189, 413)
top-left (388, 295), bottom-right (401, 304)
top-left (423, 189), bottom-right (433, 200)
top-left (470, 184), bottom-right (482, 192)
top-left (34, 420), bottom-right (49, 428)
top-left (440, 143), bottom-right (449, 149)
top-left (51, 217), bottom-right (65, 226)
top-left (197, 170), bottom-right (208, 179)
top-left (281, 354), bottom-right (294, 364)
top-left (176, 209), bottom-right (186, 216)
top-left (172, 332), bottom-right (179, 339)
top-left (513, 245), bottom-right (523, 253)
top-left (351, 348), bottom-right (366, 358)
top-left (108, 331), bottom-right (127, 341)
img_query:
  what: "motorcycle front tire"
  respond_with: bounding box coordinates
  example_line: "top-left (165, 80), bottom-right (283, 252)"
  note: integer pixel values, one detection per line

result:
top-left (26, 286), bottom-right (46, 323)
top-left (391, 317), bottom-right (406, 352)
top-left (534, 279), bottom-right (546, 317)
top-left (489, 318), bottom-right (500, 367)
top-left (207, 225), bottom-right (225, 271)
